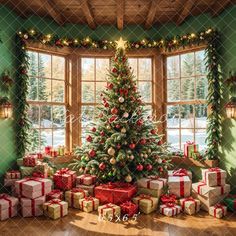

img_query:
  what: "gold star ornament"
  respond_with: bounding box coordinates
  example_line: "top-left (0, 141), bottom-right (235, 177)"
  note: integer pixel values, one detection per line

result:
top-left (115, 37), bottom-right (127, 50)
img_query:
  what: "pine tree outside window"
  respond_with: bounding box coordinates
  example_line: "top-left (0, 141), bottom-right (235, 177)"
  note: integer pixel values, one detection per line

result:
top-left (166, 50), bottom-right (208, 151)
top-left (27, 50), bottom-right (67, 152)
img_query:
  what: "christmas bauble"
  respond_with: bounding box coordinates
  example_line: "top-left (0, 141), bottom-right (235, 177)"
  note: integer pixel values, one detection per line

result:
top-left (118, 97), bottom-right (124, 103)
top-left (108, 172), bottom-right (113, 177)
top-left (112, 68), bottom-right (118, 73)
top-left (136, 119), bottom-right (143, 126)
top-left (157, 158), bottom-right (162, 164)
top-left (109, 116), bottom-right (117, 123)
top-left (116, 124), bottom-right (121, 129)
top-left (129, 143), bottom-right (136, 149)
top-left (110, 157), bottom-right (116, 165)
top-left (136, 164), bottom-right (143, 171)
top-left (146, 164), bottom-right (153, 171)
top-left (104, 102), bottom-right (109, 108)
top-left (139, 138), bottom-right (146, 145)
top-left (144, 154), bottom-right (148, 158)
top-left (100, 131), bottom-right (105, 136)
top-left (111, 107), bottom-right (118, 115)
top-left (106, 125), bottom-right (111, 130)
top-left (108, 147), bottom-right (115, 156)
top-left (79, 167), bottom-right (84, 173)
top-left (158, 166), bottom-right (163, 172)
top-left (148, 149), bottom-right (152, 153)
top-left (151, 129), bottom-right (156, 135)
top-left (99, 162), bottom-right (106, 171)
top-left (117, 144), bottom-right (121, 149)
top-left (125, 174), bottom-right (132, 183)
top-left (91, 127), bottom-right (96, 132)
top-left (89, 149), bottom-right (96, 157)
top-left (121, 127), bottom-right (126, 133)
top-left (123, 112), bottom-right (129, 118)
top-left (129, 155), bottom-right (134, 160)
top-left (86, 135), bottom-right (92, 142)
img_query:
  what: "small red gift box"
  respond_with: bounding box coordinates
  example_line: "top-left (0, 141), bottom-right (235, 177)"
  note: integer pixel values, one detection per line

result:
top-left (45, 146), bottom-right (52, 155)
top-left (53, 168), bottom-right (76, 191)
top-left (23, 155), bottom-right (38, 167)
top-left (120, 201), bottom-right (138, 217)
top-left (46, 189), bottom-right (63, 201)
top-left (95, 182), bottom-right (137, 205)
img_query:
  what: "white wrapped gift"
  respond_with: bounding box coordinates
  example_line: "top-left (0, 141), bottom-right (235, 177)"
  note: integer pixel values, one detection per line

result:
top-left (160, 203), bottom-right (181, 217)
top-left (201, 168), bottom-right (226, 187)
top-left (0, 194), bottom-right (19, 221)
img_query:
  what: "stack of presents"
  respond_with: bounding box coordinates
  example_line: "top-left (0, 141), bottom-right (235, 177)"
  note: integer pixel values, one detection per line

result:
top-left (0, 154), bottom-right (235, 221)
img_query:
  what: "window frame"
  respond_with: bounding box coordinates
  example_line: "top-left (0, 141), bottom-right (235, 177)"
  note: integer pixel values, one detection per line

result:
top-left (162, 45), bottom-right (208, 150)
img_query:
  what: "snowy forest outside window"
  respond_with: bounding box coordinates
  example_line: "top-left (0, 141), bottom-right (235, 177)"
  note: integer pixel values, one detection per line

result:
top-left (27, 50), bottom-right (66, 152)
top-left (166, 50), bottom-right (208, 151)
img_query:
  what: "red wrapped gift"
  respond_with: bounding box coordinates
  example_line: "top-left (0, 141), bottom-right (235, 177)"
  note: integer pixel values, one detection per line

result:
top-left (23, 155), bottom-right (38, 167)
top-left (120, 201), bottom-right (138, 217)
top-left (45, 146), bottom-right (52, 155)
top-left (46, 189), bottom-right (63, 201)
top-left (160, 194), bottom-right (177, 204)
top-left (95, 182), bottom-right (137, 205)
top-left (53, 168), bottom-right (76, 190)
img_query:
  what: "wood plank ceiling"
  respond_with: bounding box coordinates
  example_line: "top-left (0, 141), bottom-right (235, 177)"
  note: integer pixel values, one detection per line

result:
top-left (0, 0), bottom-right (235, 30)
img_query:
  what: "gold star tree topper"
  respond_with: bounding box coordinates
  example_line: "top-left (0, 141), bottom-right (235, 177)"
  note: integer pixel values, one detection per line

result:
top-left (115, 37), bottom-right (127, 50)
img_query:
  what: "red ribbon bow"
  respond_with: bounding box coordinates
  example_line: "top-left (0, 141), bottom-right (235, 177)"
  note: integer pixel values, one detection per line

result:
top-left (161, 194), bottom-right (176, 203)
top-left (57, 168), bottom-right (70, 175)
top-left (186, 141), bottom-right (194, 145)
top-left (138, 194), bottom-right (153, 206)
top-left (165, 202), bottom-right (176, 208)
top-left (172, 168), bottom-right (188, 177)
top-left (48, 189), bottom-right (61, 196)
top-left (71, 188), bottom-right (85, 194)
top-left (208, 167), bottom-right (221, 172)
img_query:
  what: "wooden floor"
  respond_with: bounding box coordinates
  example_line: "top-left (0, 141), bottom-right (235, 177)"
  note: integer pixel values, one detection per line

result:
top-left (0, 209), bottom-right (236, 236)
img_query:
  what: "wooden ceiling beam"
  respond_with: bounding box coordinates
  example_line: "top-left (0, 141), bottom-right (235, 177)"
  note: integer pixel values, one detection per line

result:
top-left (176, 0), bottom-right (196, 26)
top-left (40, 0), bottom-right (64, 25)
top-left (116, 0), bottom-right (125, 30)
top-left (211, 0), bottom-right (231, 17)
top-left (145, 0), bottom-right (162, 29)
top-left (78, 0), bottom-right (96, 29)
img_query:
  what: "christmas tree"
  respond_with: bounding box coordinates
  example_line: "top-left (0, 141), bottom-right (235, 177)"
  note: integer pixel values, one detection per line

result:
top-left (71, 38), bottom-right (171, 182)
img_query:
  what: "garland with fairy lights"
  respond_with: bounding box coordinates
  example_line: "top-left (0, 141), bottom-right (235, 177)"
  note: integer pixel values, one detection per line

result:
top-left (14, 28), bottom-right (222, 160)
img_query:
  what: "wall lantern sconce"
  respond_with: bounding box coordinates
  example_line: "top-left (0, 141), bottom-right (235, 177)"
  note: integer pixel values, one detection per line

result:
top-left (0, 97), bottom-right (12, 119)
top-left (225, 72), bottom-right (236, 119)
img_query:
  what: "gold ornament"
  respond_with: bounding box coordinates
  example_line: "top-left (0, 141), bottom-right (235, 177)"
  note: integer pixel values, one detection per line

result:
top-left (110, 157), bottom-right (116, 165)
top-left (121, 127), bottom-right (126, 133)
top-left (108, 147), bottom-right (115, 156)
top-left (125, 174), bottom-right (132, 183)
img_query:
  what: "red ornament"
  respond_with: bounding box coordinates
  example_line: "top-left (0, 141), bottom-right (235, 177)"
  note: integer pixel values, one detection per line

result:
top-left (136, 119), bottom-right (143, 126)
top-left (139, 138), bottom-right (146, 145)
top-left (162, 159), bottom-right (166, 163)
top-left (55, 40), bottom-right (62, 46)
top-left (136, 164), bottom-right (143, 171)
top-left (99, 162), bottom-right (106, 171)
top-left (99, 113), bottom-right (103, 118)
top-left (104, 102), bottom-right (109, 108)
top-left (89, 149), bottom-right (96, 157)
top-left (151, 129), bottom-right (156, 135)
top-left (111, 107), bottom-right (118, 115)
top-left (21, 69), bottom-right (27, 74)
top-left (112, 68), bottom-right (118, 73)
top-left (91, 127), bottom-right (96, 132)
top-left (129, 143), bottom-right (136, 149)
top-left (100, 131), bottom-right (105, 136)
top-left (158, 167), bottom-right (163, 172)
top-left (107, 83), bottom-right (113, 89)
top-left (117, 144), bottom-right (121, 149)
top-left (123, 89), bottom-right (128, 96)
top-left (146, 164), bottom-right (153, 171)
top-left (109, 116), bottom-right (117, 123)
top-left (158, 140), bottom-right (163, 145)
top-left (115, 124), bottom-right (121, 129)
top-left (100, 139), bottom-right (105, 144)
top-left (86, 135), bottom-right (92, 142)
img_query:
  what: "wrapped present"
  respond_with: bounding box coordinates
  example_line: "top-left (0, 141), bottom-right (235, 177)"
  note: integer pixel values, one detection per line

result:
top-left (5, 170), bottom-right (21, 179)
top-left (20, 196), bottom-right (46, 217)
top-left (23, 155), bottom-right (38, 167)
top-left (132, 194), bottom-right (158, 214)
top-left (192, 182), bottom-right (230, 199)
top-left (79, 196), bottom-right (99, 212)
top-left (44, 146), bottom-right (52, 155)
top-left (223, 195), bottom-right (236, 212)
top-left (77, 174), bottom-right (96, 186)
top-left (184, 141), bottom-right (198, 157)
top-left (0, 194), bottom-right (18, 221)
top-left (201, 168), bottom-right (226, 187)
top-left (32, 171), bottom-right (47, 178)
top-left (43, 199), bottom-right (68, 220)
top-left (46, 190), bottom-right (63, 201)
top-left (95, 182), bottom-right (137, 205)
top-left (160, 203), bottom-right (181, 217)
top-left (4, 178), bottom-right (18, 187)
top-left (20, 166), bottom-right (34, 177)
top-left (160, 194), bottom-right (177, 204)
top-left (168, 170), bottom-right (192, 198)
top-left (17, 158), bottom-right (23, 166)
top-left (65, 188), bottom-right (89, 208)
top-left (209, 204), bottom-right (227, 219)
top-left (137, 176), bottom-right (166, 197)
top-left (98, 203), bottom-right (121, 221)
top-left (15, 177), bottom-right (52, 199)
top-left (34, 162), bottom-right (49, 177)
top-left (179, 197), bottom-right (200, 215)
top-left (168, 168), bottom-right (192, 180)
top-left (120, 201), bottom-right (138, 217)
top-left (76, 184), bottom-right (95, 196)
top-left (53, 168), bottom-right (76, 191)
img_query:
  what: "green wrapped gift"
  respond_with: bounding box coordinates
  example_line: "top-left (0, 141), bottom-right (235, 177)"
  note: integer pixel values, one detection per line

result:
top-left (17, 158), bottom-right (23, 166)
top-left (20, 166), bottom-right (34, 177)
top-left (184, 142), bottom-right (198, 158)
top-left (223, 195), bottom-right (236, 212)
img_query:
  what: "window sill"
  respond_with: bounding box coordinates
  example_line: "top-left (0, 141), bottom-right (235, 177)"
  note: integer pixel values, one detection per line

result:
top-left (45, 155), bottom-right (75, 164)
top-left (171, 156), bottom-right (219, 168)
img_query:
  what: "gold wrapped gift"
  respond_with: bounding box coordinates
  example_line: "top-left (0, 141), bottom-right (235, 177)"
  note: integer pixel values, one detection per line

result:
top-left (179, 197), bottom-right (200, 215)
top-left (65, 188), bottom-right (89, 208)
top-left (43, 199), bottom-right (68, 220)
top-left (98, 203), bottom-right (121, 221)
top-left (132, 194), bottom-right (158, 214)
top-left (79, 196), bottom-right (99, 212)
top-left (138, 187), bottom-right (161, 198)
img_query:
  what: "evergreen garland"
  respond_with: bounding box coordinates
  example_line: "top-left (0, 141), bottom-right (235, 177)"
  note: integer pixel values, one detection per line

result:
top-left (14, 28), bottom-right (222, 160)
